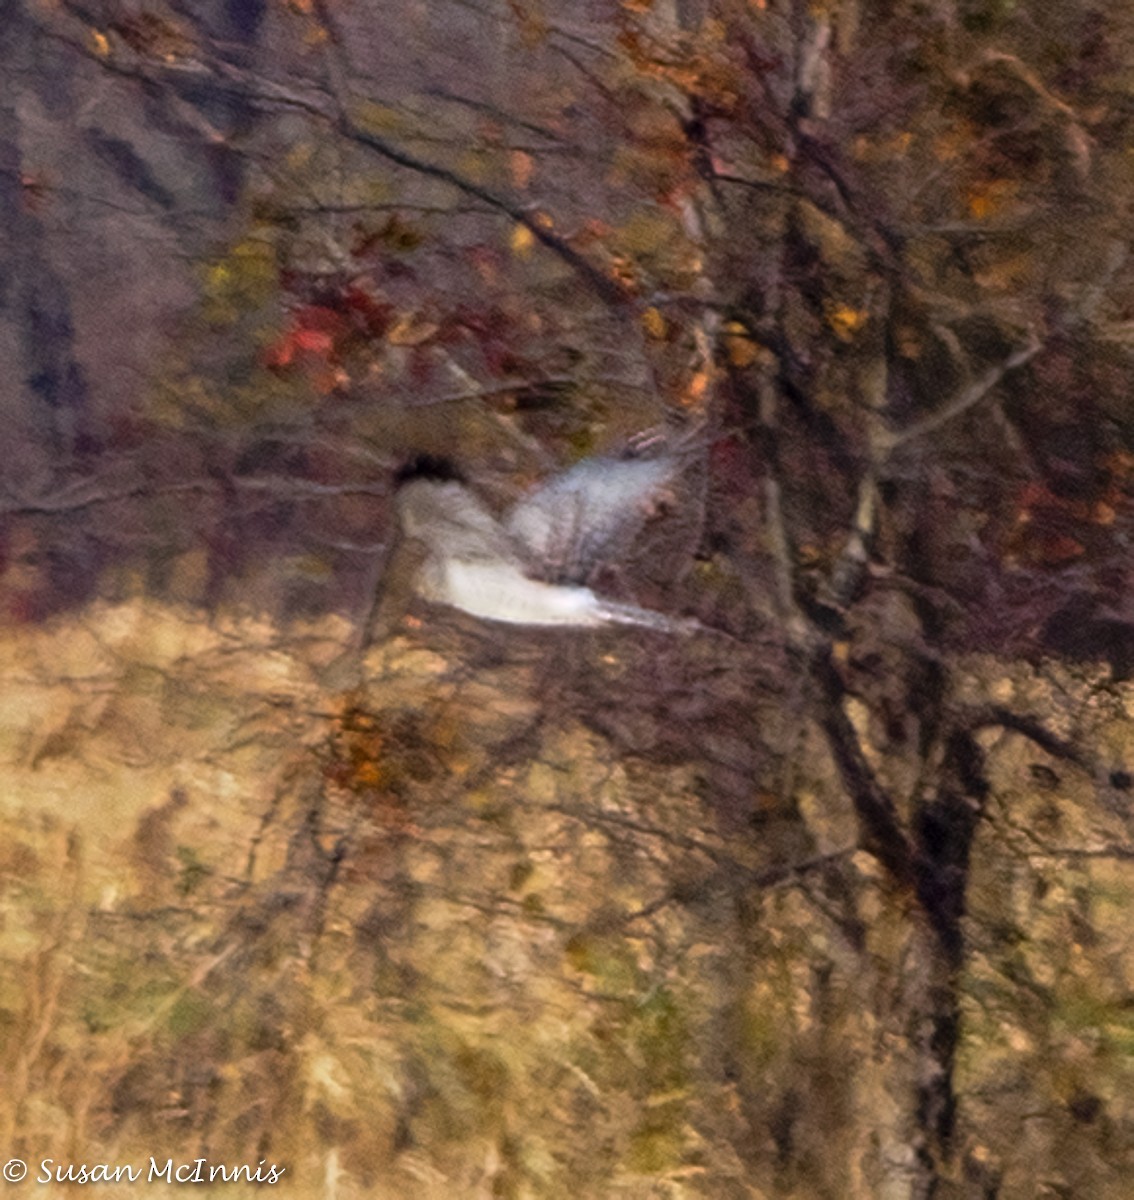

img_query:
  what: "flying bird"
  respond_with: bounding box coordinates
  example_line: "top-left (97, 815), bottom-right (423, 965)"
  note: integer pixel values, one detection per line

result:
top-left (391, 439), bottom-right (706, 633)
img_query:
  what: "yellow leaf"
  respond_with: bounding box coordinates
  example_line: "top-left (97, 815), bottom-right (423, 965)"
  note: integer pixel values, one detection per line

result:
top-left (641, 307), bottom-right (667, 339)
top-left (387, 315), bottom-right (440, 346)
top-left (511, 224), bottom-right (535, 256)
top-left (91, 29), bottom-right (110, 57)
top-left (828, 305), bottom-right (868, 342)
top-left (205, 263), bottom-right (231, 290)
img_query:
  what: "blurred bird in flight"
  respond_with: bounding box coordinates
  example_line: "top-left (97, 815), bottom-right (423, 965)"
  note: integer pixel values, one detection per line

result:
top-left (392, 433), bottom-right (706, 634)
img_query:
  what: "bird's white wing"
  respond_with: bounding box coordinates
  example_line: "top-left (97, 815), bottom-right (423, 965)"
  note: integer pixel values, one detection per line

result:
top-left (396, 478), bottom-right (524, 566)
top-left (432, 558), bottom-right (694, 628)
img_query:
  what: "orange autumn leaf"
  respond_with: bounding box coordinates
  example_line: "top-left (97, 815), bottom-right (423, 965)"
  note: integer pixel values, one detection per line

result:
top-left (387, 315), bottom-right (440, 346)
top-left (574, 218), bottom-right (614, 247)
top-left (828, 305), bottom-right (868, 342)
top-left (967, 179), bottom-right (1019, 220)
top-left (641, 307), bottom-right (667, 339)
top-left (722, 321), bottom-right (759, 367)
top-left (684, 366), bottom-right (712, 404)
top-left (511, 150), bottom-right (534, 189)
top-left (263, 326), bottom-right (334, 369)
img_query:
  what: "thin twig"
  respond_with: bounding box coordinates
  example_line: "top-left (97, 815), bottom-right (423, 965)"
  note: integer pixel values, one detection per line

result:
top-left (880, 331), bottom-right (1043, 451)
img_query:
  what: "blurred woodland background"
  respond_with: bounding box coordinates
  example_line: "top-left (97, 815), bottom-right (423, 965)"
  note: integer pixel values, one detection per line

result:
top-left (4, 0), bottom-right (1134, 1196)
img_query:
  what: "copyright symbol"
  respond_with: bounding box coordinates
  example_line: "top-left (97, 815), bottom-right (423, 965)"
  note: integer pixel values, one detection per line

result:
top-left (2, 1160), bottom-right (26, 1182)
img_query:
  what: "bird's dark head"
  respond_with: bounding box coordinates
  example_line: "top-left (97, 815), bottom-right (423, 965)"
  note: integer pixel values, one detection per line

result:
top-left (394, 454), bottom-right (467, 488)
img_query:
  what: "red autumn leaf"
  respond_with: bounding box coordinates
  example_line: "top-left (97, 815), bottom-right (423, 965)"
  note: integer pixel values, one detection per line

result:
top-left (292, 305), bottom-right (348, 336)
top-left (1034, 534), bottom-right (1086, 564)
top-left (262, 320), bottom-right (339, 371)
top-left (340, 286), bottom-right (395, 337)
top-left (292, 328), bottom-right (336, 355)
top-left (262, 335), bottom-right (295, 369)
top-left (20, 172), bottom-right (50, 214)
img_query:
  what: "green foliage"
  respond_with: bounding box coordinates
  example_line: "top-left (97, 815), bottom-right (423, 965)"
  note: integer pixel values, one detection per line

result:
top-left (199, 237), bottom-right (279, 327)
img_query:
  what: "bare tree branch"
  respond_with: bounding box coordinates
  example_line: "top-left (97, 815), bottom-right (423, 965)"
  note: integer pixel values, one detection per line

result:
top-left (880, 330), bottom-right (1044, 452)
top-left (40, 5), bottom-right (633, 309)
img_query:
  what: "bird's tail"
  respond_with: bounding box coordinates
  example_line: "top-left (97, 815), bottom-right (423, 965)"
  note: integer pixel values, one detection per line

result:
top-left (589, 597), bottom-right (706, 635)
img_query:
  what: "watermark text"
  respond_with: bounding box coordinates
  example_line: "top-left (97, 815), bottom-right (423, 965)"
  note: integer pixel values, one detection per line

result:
top-left (0, 1157), bottom-right (287, 1186)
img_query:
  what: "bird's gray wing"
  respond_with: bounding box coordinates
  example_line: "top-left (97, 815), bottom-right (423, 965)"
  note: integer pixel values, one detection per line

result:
top-left (617, 450), bottom-right (708, 593)
top-left (503, 448), bottom-right (705, 586)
